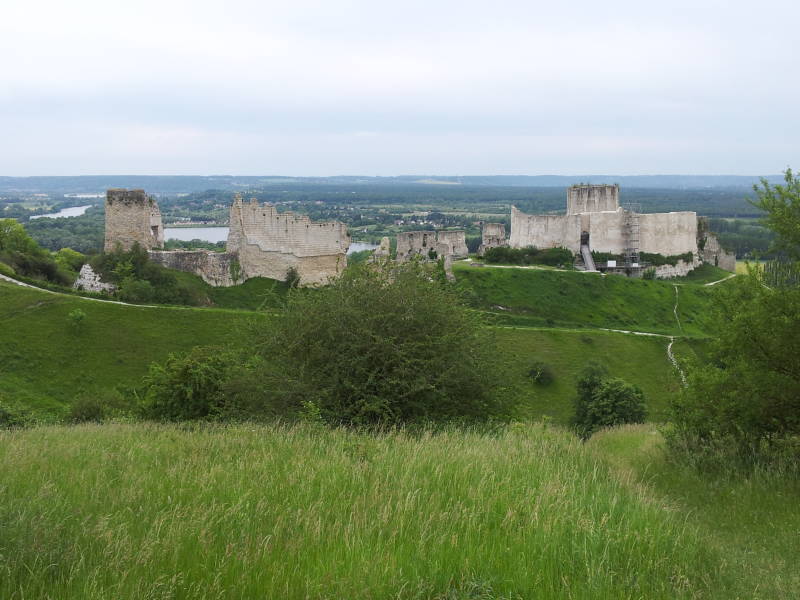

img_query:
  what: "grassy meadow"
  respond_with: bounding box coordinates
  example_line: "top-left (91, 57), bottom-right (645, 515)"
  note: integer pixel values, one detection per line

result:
top-left (0, 422), bottom-right (753, 600)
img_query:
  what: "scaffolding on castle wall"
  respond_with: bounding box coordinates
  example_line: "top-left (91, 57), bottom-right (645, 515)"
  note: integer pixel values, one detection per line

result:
top-left (622, 202), bottom-right (641, 269)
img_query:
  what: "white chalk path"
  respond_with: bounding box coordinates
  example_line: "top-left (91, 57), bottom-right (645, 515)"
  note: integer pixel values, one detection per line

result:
top-left (1, 273), bottom-right (196, 310)
top-left (668, 285), bottom-right (688, 386)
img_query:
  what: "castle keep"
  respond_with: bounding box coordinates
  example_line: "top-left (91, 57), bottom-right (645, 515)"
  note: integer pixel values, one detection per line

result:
top-left (104, 189), bottom-right (164, 251)
top-left (510, 184), bottom-right (698, 258)
top-left (509, 184), bottom-right (734, 274)
top-left (104, 190), bottom-right (350, 286)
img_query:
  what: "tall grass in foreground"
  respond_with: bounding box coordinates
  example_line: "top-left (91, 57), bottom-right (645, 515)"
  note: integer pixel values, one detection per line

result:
top-left (1, 423), bottom-right (734, 599)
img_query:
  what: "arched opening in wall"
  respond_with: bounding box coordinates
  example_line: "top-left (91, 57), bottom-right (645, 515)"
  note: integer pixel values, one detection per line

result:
top-left (152, 226), bottom-right (160, 240)
top-left (580, 230), bottom-right (590, 246)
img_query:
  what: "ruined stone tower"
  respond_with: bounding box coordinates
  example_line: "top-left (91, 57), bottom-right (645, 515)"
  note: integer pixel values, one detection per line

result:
top-left (104, 189), bottom-right (164, 251)
top-left (566, 184), bottom-right (619, 215)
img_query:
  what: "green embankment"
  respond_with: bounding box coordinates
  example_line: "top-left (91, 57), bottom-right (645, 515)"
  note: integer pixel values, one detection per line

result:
top-left (454, 263), bottom-right (719, 336)
top-left (0, 423), bottom-right (743, 599)
top-left (0, 281), bottom-right (682, 422)
top-left (0, 281), bottom-right (261, 417)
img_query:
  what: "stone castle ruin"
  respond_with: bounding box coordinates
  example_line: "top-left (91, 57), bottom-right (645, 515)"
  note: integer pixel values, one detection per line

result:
top-left (104, 189), bottom-right (164, 251)
top-left (396, 230), bottom-right (468, 262)
top-left (104, 190), bottom-right (350, 286)
top-left (509, 184), bottom-right (734, 275)
top-left (478, 223), bottom-right (507, 255)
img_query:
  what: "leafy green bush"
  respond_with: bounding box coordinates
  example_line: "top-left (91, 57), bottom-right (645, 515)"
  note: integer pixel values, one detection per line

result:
top-left (67, 308), bottom-right (86, 332)
top-left (483, 245), bottom-right (573, 267)
top-left (529, 360), bottom-right (555, 385)
top-left (54, 247), bottom-right (86, 274)
top-left (67, 396), bottom-right (106, 423)
top-left (138, 347), bottom-right (235, 421)
top-left (0, 261), bottom-right (15, 277)
top-left (572, 363), bottom-right (646, 439)
top-left (0, 399), bottom-right (32, 428)
top-left (252, 262), bottom-right (510, 426)
top-left (92, 243), bottom-right (203, 305)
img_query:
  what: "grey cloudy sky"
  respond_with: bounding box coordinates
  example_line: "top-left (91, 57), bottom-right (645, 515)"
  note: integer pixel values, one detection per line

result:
top-left (2, 0), bottom-right (798, 175)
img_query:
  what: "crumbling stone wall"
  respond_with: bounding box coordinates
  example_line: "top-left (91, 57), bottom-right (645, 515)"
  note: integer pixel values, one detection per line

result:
top-left (697, 219), bottom-right (736, 272)
top-left (73, 264), bottom-right (116, 293)
top-left (104, 189), bottom-right (350, 287)
top-left (147, 251), bottom-right (240, 287)
top-left (478, 223), bottom-right (507, 255)
top-left (371, 237), bottom-right (391, 261)
top-left (227, 196), bottom-right (349, 285)
top-left (104, 189), bottom-right (164, 251)
top-left (396, 230), bottom-right (467, 262)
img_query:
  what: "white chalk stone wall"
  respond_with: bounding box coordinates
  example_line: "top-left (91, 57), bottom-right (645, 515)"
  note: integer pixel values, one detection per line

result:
top-left (227, 196), bottom-right (350, 285)
top-left (148, 251), bottom-right (240, 287)
top-left (104, 189), bottom-right (164, 251)
top-left (73, 264), bottom-right (116, 293)
top-left (652, 258), bottom-right (701, 279)
top-left (700, 231), bottom-right (736, 272)
top-left (567, 184), bottom-right (619, 215)
top-left (478, 223), bottom-right (507, 254)
top-left (510, 207), bottom-right (582, 251)
top-left (511, 205), bottom-right (698, 257)
top-left (396, 230), bottom-right (467, 261)
top-left (639, 212), bottom-right (698, 256)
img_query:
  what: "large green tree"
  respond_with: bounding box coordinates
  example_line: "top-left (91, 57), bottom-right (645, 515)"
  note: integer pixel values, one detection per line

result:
top-left (672, 168), bottom-right (800, 463)
top-left (751, 168), bottom-right (800, 258)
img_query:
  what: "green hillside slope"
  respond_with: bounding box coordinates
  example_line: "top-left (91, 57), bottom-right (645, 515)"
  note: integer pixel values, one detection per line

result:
top-left (0, 280), bottom-right (683, 423)
top-left (498, 328), bottom-right (680, 422)
top-left (454, 263), bottom-right (719, 336)
top-left (0, 281), bottom-right (260, 417)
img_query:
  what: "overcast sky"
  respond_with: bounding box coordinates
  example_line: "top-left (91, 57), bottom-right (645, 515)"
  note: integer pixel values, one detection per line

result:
top-left (2, 0), bottom-right (798, 176)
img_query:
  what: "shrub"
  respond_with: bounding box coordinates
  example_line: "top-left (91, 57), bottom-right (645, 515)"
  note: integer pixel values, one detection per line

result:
top-left (571, 363), bottom-right (646, 439)
top-left (528, 360), bottom-right (555, 385)
top-left (67, 308), bottom-right (86, 331)
top-left (67, 396), bottom-right (106, 423)
top-left (483, 246), bottom-right (573, 267)
top-left (138, 347), bottom-right (235, 421)
top-left (0, 400), bottom-right (32, 428)
top-left (285, 266), bottom-right (301, 288)
top-left (252, 262), bottom-right (510, 426)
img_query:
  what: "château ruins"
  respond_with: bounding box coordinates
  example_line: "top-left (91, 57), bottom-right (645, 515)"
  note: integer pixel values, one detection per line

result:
top-left (103, 189), bottom-right (350, 286)
top-left (100, 184), bottom-right (734, 288)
